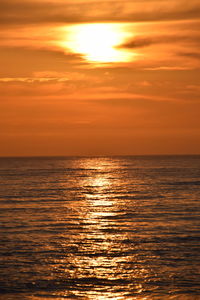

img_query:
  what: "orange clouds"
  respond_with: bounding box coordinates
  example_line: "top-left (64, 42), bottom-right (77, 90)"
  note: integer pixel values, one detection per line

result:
top-left (0, 0), bottom-right (200, 155)
top-left (1, 0), bottom-right (200, 25)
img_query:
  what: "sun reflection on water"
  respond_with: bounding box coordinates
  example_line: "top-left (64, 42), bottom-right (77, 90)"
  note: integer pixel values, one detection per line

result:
top-left (41, 157), bottom-right (157, 299)
top-left (59, 158), bottom-right (150, 299)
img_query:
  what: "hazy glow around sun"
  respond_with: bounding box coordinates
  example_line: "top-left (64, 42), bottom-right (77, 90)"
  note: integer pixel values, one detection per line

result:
top-left (62, 23), bottom-right (134, 63)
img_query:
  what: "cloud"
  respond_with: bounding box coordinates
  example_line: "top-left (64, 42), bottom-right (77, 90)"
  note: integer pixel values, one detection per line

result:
top-left (0, 46), bottom-right (88, 77)
top-left (0, 77), bottom-right (69, 83)
top-left (144, 66), bottom-right (195, 71)
top-left (118, 34), bottom-right (200, 49)
top-left (178, 51), bottom-right (200, 60)
top-left (0, 0), bottom-right (200, 26)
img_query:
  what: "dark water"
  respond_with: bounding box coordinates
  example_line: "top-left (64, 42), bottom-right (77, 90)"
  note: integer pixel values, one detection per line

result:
top-left (0, 156), bottom-right (200, 300)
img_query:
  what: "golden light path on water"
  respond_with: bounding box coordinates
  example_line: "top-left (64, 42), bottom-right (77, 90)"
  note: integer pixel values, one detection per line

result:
top-left (60, 23), bottom-right (135, 63)
top-left (59, 158), bottom-right (149, 299)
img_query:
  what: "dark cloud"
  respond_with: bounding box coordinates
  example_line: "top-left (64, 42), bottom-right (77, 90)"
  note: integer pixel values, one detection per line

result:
top-left (0, 0), bottom-right (200, 26)
top-left (178, 52), bottom-right (200, 60)
top-left (119, 38), bottom-right (154, 49)
top-left (118, 34), bottom-right (200, 49)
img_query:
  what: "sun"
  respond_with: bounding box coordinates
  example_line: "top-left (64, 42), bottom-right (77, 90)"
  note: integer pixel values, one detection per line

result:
top-left (62, 23), bottom-right (133, 63)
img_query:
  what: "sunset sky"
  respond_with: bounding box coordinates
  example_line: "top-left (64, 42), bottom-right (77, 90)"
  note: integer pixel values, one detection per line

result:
top-left (1, 0), bottom-right (200, 156)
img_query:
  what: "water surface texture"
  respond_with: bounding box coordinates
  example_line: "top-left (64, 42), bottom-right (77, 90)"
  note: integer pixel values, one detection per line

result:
top-left (0, 156), bottom-right (200, 299)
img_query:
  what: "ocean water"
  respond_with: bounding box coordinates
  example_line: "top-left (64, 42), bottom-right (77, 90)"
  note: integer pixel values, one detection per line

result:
top-left (0, 155), bottom-right (200, 300)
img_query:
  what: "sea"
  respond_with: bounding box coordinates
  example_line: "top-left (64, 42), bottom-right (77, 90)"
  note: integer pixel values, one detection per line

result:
top-left (0, 155), bottom-right (200, 300)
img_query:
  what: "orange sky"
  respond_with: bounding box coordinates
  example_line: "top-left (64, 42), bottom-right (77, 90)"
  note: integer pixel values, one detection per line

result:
top-left (0, 0), bottom-right (200, 156)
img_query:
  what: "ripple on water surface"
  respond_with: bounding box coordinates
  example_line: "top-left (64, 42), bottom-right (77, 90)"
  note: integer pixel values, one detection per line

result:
top-left (0, 156), bottom-right (200, 299)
